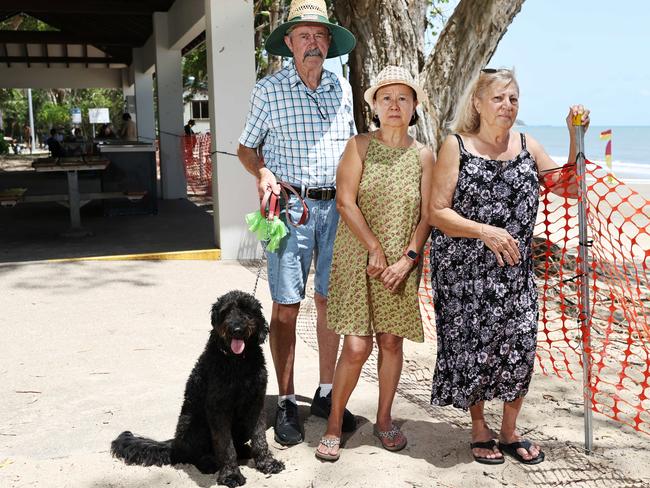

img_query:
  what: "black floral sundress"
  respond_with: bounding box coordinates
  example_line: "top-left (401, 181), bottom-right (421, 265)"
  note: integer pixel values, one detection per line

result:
top-left (430, 133), bottom-right (539, 410)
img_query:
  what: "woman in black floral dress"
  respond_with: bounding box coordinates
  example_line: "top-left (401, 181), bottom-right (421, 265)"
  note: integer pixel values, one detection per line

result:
top-left (428, 69), bottom-right (590, 465)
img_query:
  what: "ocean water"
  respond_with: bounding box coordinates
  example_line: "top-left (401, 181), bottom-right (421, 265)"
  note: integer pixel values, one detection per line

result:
top-left (517, 125), bottom-right (650, 181)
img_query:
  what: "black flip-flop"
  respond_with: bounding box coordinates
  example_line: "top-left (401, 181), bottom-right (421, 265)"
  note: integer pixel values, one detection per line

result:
top-left (470, 440), bottom-right (505, 465)
top-left (498, 439), bottom-right (545, 465)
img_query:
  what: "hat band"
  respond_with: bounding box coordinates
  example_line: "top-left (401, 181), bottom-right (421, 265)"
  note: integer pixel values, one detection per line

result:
top-left (377, 78), bottom-right (415, 87)
top-left (287, 14), bottom-right (330, 23)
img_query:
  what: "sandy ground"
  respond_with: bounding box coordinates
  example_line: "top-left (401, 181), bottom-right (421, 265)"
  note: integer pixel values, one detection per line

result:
top-left (1, 260), bottom-right (650, 488)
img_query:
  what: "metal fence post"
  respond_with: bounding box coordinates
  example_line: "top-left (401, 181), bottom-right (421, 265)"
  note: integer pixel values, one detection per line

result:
top-left (574, 113), bottom-right (594, 453)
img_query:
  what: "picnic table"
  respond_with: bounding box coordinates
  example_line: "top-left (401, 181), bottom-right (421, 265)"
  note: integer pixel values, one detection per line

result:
top-left (32, 157), bottom-right (111, 235)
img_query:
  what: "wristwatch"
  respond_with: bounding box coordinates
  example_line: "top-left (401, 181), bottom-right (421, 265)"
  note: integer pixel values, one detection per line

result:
top-left (404, 249), bottom-right (420, 265)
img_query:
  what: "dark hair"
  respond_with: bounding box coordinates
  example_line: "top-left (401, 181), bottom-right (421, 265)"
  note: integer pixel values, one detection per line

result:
top-left (188, 119), bottom-right (195, 126)
top-left (122, 113), bottom-right (131, 121)
top-left (372, 111), bottom-right (419, 127)
top-left (50, 128), bottom-right (57, 135)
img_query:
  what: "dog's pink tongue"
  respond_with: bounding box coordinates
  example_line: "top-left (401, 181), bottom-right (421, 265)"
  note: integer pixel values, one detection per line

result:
top-left (231, 338), bottom-right (245, 354)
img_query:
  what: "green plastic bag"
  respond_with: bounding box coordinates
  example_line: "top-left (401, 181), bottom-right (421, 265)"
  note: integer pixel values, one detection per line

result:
top-left (245, 210), bottom-right (288, 252)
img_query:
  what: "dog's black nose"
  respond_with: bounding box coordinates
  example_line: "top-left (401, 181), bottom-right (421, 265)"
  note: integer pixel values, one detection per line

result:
top-left (231, 325), bottom-right (245, 338)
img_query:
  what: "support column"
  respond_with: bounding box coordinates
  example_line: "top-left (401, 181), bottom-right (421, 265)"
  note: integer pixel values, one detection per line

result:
top-left (121, 69), bottom-right (136, 137)
top-left (153, 12), bottom-right (186, 199)
top-left (205, 0), bottom-right (257, 259)
top-left (133, 48), bottom-right (156, 144)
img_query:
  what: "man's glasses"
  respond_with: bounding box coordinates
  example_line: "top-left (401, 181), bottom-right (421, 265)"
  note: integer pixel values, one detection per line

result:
top-left (305, 92), bottom-right (327, 120)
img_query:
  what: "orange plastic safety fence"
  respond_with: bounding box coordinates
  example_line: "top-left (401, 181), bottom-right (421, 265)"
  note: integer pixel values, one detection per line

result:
top-left (419, 160), bottom-right (650, 435)
top-left (182, 134), bottom-right (212, 196)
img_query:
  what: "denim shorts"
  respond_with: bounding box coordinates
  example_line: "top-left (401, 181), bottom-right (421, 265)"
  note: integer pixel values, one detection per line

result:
top-left (266, 196), bottom-right (339, 304)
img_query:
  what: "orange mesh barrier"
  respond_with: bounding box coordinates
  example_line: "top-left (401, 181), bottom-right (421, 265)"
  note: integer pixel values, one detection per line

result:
top-left (419, 160), bottom-right (650, 435)
top-left (182, 134), bottom-right (212, 196)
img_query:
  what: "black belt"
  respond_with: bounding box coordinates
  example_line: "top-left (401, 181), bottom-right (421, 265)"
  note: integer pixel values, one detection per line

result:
top-left (289, 185), bottom-right (336, 201)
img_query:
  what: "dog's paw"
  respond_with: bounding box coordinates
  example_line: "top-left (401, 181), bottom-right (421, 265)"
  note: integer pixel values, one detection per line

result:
top-left (256, 456), bottom-right (285, 474)
top-left (217, 466), bottom-right (246, 487)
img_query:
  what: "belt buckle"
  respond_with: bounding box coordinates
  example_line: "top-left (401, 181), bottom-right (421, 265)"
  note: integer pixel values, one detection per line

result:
top-left (322, 187), bottom-right (334, 200)
top-left (304, 186), bottom-right (335, 200)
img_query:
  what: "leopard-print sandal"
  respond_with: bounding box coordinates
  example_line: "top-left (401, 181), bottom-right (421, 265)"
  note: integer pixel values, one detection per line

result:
top-left (315, 436), bottom-right (341, 462)
top-left (373, 424), bottom-right (407, 452)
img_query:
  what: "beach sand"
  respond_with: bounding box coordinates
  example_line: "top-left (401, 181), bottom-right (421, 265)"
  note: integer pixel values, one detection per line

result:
top-left (1, 260), bottom-right (650, 488)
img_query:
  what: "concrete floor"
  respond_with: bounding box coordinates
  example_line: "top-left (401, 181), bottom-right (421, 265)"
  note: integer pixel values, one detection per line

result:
top-left (0, 198), bottom-right (216, 263)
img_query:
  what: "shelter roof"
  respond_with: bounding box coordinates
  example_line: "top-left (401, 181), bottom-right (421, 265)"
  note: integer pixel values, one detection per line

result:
top-left (0, 1), bottom-right (176, 67)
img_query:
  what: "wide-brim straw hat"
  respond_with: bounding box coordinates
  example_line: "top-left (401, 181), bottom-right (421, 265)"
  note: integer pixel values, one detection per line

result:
top-left (363, 65), bottom-right (427, 107)
top-left (265, 0), bottom-right (356, 59)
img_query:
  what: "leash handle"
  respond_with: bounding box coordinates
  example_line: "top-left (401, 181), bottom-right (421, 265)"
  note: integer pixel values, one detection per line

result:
top-left (260, 189), bottom-right (280, 220)
top-left (278, 182), bottom-right (309, 227)
top-left (259, 182), bottom-right (309, 227)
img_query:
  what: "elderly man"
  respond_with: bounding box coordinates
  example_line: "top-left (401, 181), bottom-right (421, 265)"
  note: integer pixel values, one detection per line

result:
top-left (238, 0), bottom-right (357, 445)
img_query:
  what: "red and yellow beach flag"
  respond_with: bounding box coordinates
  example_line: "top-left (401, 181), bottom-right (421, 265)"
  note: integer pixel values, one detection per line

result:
top-left (600, 129), bottom-right (613, 175)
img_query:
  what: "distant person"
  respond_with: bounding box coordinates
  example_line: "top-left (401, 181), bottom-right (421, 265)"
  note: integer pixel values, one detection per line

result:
top-left (119, 113), bottom-right (137, 141)
top-left (23, 124), bottom-right (32, 154)
top-left (73, 128), bottom-right (83, 140)
top-left (46, 129), bottom-right (64, 157)
top-left (11, 138), bottom-right (22, 155)
top-left (98, 124), bottom-right (116, 139)
top-left (184, 119), bottom-right (197, 153)
top-left (184, 119), bottom-right (196, 136)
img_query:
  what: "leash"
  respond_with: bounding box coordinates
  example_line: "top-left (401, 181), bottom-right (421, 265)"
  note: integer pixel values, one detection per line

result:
top-left (251, 182), bottom-right (309, 297)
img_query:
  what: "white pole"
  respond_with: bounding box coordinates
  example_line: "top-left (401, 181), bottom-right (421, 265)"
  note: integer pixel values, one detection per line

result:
top-left (27, 88), bottom-right (36, 153)
top-left (574, 113), bottom-right (594, 453)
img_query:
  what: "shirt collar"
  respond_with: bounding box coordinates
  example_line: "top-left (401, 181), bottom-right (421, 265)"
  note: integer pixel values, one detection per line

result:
top-left (288, 61), bottom-right (336, 93)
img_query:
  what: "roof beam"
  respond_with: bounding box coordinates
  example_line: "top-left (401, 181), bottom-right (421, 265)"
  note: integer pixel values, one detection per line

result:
top-left (9, 1), bottom-right (158, 15)
top-left (0, 55), bottom-right (130, 64)
top-left (0, 65), bottom-right (124, 88)
top-left (0, 30), bottom-right (142, 46)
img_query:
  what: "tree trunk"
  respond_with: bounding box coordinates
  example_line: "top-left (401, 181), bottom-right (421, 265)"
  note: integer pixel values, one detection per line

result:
top-left (266, 0), bottom-right (284, 75)
top-left (333, 0), bottom-right (428, 133)
top-left (421, 0), bottom-right (526, 150)
top-left (334, 0), bottom-right (525, 149)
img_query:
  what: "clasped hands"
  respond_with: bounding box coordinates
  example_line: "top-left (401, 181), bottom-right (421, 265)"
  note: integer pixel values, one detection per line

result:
top-left (367, 247), bottom-right (414, 293)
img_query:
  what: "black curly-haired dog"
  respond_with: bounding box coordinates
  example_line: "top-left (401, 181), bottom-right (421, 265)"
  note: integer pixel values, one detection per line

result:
top-left (111, 290), bottom-right (284, 487)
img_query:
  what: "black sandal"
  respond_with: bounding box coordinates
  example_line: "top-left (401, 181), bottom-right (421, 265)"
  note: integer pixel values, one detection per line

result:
top-left (470, 439), bottom-right (505, 465)
top-left (498, 439), bottom-right (545, 465)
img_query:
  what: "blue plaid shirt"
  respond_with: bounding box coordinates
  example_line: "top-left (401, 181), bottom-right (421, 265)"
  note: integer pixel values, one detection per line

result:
top-left (239, 62), bottom-right (356, 188)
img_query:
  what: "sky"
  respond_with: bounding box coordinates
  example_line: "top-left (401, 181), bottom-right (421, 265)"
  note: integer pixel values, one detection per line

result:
top-left (326, 0), bottom-right (650, 127)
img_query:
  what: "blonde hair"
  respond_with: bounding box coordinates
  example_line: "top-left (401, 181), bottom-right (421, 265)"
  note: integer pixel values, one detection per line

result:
top-left (450, 68), bottom-right (519, 134)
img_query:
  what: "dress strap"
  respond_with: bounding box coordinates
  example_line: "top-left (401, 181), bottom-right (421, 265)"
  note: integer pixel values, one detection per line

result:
top-left (520, 132), bottom-right (527, 151)
top-left (453, 133), bottom-right (467, 153)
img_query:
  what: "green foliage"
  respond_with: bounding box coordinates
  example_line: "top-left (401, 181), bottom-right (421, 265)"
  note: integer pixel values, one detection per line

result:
top-left (0, 88), bottom-right (125, 139)
top-left (0, 137), bottom-right (9, 155)
top-left (183, 45), bottom-right (207, 100)
top-left (38, 102), bottom-right (69, 128)
top-left (0, 89), bottom-right (28, 138)
top-left (0, 13), bottom-right (57, 31)
top-left (427, 0), bottom-right (451, 37)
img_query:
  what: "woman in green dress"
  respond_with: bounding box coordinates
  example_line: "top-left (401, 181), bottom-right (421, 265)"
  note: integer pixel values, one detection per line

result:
top-left (315, 66), bottom-right (434, 461)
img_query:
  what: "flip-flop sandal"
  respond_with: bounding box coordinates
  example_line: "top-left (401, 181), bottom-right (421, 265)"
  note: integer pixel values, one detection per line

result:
top-left (470, 439), bottom-right (505, 465)
top-left (498, 439), bottom-right (545, 465)
top-left (315, 437), bottom-right (340, 462)
top-left (373, 424), bottom-right (407, 452)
